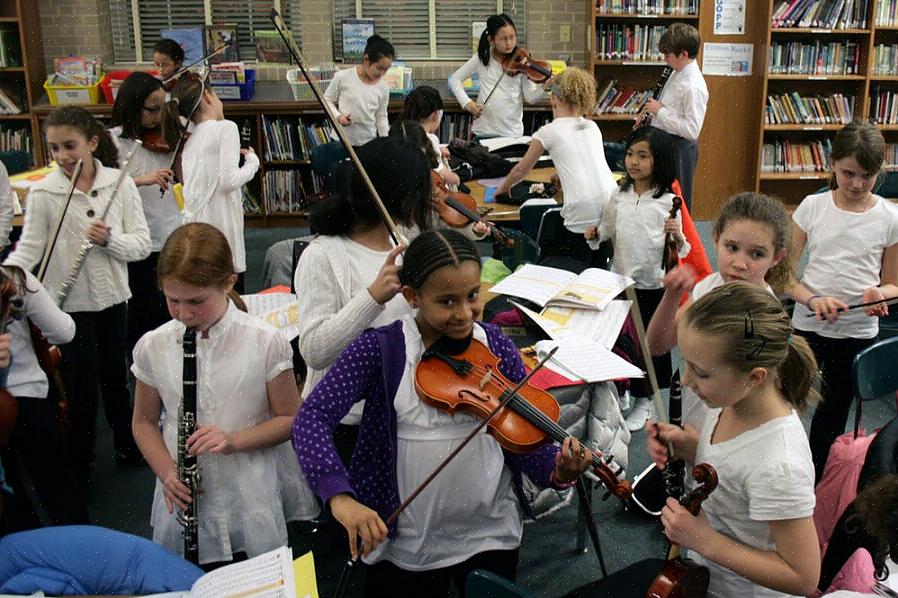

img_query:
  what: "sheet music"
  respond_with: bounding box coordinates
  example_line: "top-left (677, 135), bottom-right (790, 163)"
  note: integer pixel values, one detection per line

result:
top-left (241, 292), bottom-right (302, 340)
top-left (535, 337), bottom-right (644, 383)
top-left (242, 292), bottom-right (297, 317)
top-left (540, 300), bottom-right (631, 350)
top-left (489, 264), bottom-right (575, 306)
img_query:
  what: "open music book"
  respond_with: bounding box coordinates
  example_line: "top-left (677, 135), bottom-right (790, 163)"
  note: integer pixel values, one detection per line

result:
top-left (145, 546), bottom-right (318, 598)
top-left (489, 264), bottom-right (634, 310)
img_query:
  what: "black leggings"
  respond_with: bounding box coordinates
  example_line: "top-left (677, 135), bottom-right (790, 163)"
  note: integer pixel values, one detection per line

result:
top-left (364, 548), bottom-right (520, 598)
top-left (798, 331), bottom-right (876, 482)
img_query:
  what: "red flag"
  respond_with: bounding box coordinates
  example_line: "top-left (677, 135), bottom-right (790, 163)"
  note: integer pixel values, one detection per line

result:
top-left (672, 180), bottom-right (713, 296)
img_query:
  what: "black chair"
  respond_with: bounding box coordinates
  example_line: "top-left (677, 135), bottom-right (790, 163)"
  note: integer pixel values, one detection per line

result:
top-left (310, 141), bottom-right (348, 178)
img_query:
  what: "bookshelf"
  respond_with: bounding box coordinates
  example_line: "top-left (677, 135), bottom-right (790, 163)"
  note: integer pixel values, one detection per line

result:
top-left (0, 0), bottom-right (45, 165)
top-left (755, 0), bottom-right (898, 207)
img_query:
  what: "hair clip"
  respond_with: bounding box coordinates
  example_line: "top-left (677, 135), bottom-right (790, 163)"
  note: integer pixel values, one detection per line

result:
top-left (744, 311), bottom-right (767, 360)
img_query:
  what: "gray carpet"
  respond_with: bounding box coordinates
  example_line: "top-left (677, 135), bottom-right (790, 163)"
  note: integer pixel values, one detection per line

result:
top-left (67, 222), bottom-right (894, 597)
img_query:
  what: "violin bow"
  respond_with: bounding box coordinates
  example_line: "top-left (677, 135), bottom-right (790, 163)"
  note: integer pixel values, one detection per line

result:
top-left (332, 347), bottom-right (558, 598)
top-left (804, 295), bottom-right (898, 317)
top-left (37, 160), bottom-right (83, 283)
top-left (162, 40), bottom-right (232, 88)
top-left (269, 9), bottom-right (402, 246)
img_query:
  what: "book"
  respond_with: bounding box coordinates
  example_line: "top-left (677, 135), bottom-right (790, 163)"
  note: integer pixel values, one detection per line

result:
top-left (160, 28), bottom-right (206, 65)
top-left (255, 30), bottom-right (292, 64)
top-left (143, 545), bottom-right (318, 598)
top-left (489, 264), bottom-right (634, 311)
top-left (341, 18), bottom-right (375, 63)
top-left (205, 24), bottom-right (239, 64)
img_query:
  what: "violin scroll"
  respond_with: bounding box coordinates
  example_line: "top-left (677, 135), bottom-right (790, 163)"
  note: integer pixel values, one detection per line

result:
top-left (682, 463), bottom-right (718, 515)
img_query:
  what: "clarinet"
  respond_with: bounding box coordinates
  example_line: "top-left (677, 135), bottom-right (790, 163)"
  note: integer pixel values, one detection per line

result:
top-left (177, 327), bottom-right (200, 564)
top-left (56, 142), bottom-right (141, 308)
top-left (663, 371), bottom-right (686, 501)
top-left (637, 65), bottom-right (673, 128)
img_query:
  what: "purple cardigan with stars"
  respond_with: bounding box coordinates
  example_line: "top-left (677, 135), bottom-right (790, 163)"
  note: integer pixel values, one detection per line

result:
top-left (291, 319), bottom-right (560, 536)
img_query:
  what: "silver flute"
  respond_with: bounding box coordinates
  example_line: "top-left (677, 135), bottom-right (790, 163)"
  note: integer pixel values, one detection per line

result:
top-left (56, 142), bottom-right (141, 308)
top-left (177, 327), bottom-right (200, 564)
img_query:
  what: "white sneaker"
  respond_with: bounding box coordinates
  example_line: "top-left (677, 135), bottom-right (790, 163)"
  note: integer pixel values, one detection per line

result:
top-left (625, 398), bottom-right (654, 432)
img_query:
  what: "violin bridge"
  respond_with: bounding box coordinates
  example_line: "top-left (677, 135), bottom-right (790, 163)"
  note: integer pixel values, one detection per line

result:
top-left (479, 370), bottom-right (492, 390)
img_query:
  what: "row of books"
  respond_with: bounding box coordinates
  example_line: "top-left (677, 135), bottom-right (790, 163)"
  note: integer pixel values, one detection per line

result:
top-left (870, 88), bottom-right (898, 125)
top-left (0, 26), bottom-right (20, 68)
top-left (761, 138), bottom-right (833, 173)
top-left (876, 0), bottom-right (898, 25)
top-left (887, 144), bottom-right (898, 171)
top-left (772, 0), bottom-right (868, 29)
top-left (596, 24), bottom-right (666, 61)
top-left (0, 126), bottom-right (30, 153)
top-left (261, 116), bottom-right (337, 162)
top-left (0, 89), bottom-right (21, 115)
top-left (436, 112), bottom-right (472, 143)
top-left (263, 169), bottom-right (322, 214)
top-left (873, 45), bottom-right (898, 75)
top-left (768, 40), bottom-right (862, 75)
top-left (765, 93), bottom-right (856, 125)
top-left (596, 0), bottom-right (699, 14)
top-left (595, 79), bottom-right (654, 115)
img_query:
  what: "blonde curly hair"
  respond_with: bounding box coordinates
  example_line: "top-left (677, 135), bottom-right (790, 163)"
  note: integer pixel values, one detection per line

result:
top-left (552, 67), bottom-right (596, 117)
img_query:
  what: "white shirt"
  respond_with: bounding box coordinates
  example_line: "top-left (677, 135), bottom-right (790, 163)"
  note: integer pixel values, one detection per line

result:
top-left (0, 162), bottom-right (15, 250)
top-left (532, 117), bottom-right (618, 233)
top-left (324, 67), bottom-right (389, 147)
top-left (109, 127), bottom-right (182, 252)
top-left (427, 132), bottom-right (450, 175)
top-left (792, 191), bottom-right (898, 339)
top-left (654, 61), bottom-right (709, 141)
top-left (689, 410), bottom-right (815, 598)
top-left (5, 161), bottom-right (151, 312)
top-left (448, 54), bottom-right (546, 139)
top-left (363, 315), bottom-right (521, 569)
top-left (181, 119), bottom-right (259, 273)
top-left (599, 186), bottom-right (689, 289)
top-left (294, 235), bottom-right (413, 420)
top-left (5, 270), bottom-right (75, 399)
top-left (132, 301), bottom-right (319, 565)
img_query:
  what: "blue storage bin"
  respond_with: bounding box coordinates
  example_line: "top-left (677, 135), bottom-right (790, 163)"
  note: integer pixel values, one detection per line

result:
top-left (212, 68), bottom-right (255, 101)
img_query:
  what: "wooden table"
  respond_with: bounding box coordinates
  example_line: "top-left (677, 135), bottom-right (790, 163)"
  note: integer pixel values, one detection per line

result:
top-left (468, 167), bottom-right (559, 223)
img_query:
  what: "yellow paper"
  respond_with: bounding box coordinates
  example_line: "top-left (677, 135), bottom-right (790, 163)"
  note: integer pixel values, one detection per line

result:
top-left (173, 182), bottom-right (185, 212)
top-left (293, 551), bottom-right (319, 598)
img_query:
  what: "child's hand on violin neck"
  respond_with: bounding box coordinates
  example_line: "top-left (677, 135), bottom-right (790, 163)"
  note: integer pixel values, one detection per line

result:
top-left (554, 436), bottom-right (593, 483)
top-left (330, 494), bottom-right (389, 559)
top-left (660, 496), bottom-right (714, 551)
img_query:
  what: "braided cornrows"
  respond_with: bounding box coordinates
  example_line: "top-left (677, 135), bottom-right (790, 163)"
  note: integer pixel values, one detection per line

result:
top-left (400, 229), bottom-right (482, 289)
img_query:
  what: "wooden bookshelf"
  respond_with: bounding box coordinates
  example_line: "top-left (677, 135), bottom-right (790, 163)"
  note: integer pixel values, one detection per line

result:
top-left (754, 0), bottom-right (898, 208)
top-left (0, 0), bottom-right (45, 164)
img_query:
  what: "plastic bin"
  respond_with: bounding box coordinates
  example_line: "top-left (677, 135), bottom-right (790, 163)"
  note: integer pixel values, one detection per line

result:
top-left (44, 74), bottom-right (106, 106)
top-left (211, 69), bottom-right (255, 101)
top-left (286, 69), bottom-right (331, 101)
top-left (100, 70), bottom-right (134, 103)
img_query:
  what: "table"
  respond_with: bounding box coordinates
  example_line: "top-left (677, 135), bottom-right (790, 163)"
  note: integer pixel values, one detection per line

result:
top-left (468, 167), bottom-right (559, 223)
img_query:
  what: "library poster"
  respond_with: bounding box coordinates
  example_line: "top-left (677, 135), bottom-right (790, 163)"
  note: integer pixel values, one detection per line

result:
top-left (342, 19), bottom-right (375, 63)
top-left (160, 28), bottom-right (205, 64)
top-left (255, 30), bottom-right (292, 64)
top-left (206, 24), bottom-right (240, 64)
top-left (713, 0), bottom-right (746, 35)
top-left (702, 42), bottom-right (753, 76)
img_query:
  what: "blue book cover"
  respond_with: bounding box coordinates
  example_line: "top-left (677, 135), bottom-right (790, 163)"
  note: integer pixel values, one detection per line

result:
top-left (160, 28), bottom-right (206, 64)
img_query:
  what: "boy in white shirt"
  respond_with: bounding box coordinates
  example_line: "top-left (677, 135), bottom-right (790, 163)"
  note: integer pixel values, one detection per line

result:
top-left (640, 23), bottom-right (708, 212)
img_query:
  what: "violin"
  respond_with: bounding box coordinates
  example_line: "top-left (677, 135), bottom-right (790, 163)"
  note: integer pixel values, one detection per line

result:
top-left (664, 196), bottom-right (682, 274)
top-left (501, 47), bottom-right (553, 84)
top-left (141, 129), bottom-right (170, 154)
top-left (647, 463), bottom-right (719, 598)
top-left (430, 172), bottom-right (514, 248)
top-left (414, 337), bottom-right (632, 502)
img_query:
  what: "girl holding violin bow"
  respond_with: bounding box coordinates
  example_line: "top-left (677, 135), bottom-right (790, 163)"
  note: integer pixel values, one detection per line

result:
top-left (448, 14), bottom-right (549, 140)
top-left (293, 229), bottom-right (594, 597)
top-left (110, 71), bottom-right (182, 348)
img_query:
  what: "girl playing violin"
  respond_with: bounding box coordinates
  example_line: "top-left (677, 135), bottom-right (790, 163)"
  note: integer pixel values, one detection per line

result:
top-left (495, 67), bottom-right (617, 265)
top-left (786, 121), bottom-right (898, 482)
top-left (648, 282), bottom-right (820, 597)
top-left (110, 71), bottom-right (181, 348)
top-left (293, 229), bottom-right (593, 597)
top-left (293, 137), bottom-right (432, 461)
top-left (161, 75), bottom-right (258, 292)
top-left (4, 106), bottom-right (151, 491)
top-left (448, 14), bottom-right (547, 140)
top-left (324, 35), bottom-right (394, 147)
top-left (153, 39), bottom-right (184, 85)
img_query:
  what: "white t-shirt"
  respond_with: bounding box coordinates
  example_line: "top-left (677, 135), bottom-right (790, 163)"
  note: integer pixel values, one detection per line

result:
top-left (110, 127), bottom-right (182, 252)
top-left (427, 132), bottom-right (450, 175)
top-left (324, 67), bottom-right (390, 147)
top-left (363, 315), bottom-right (521, 569)
top-left (448, 54), bottom-right (546, 139)
top-left (654, 61), bottom-right (709, 141)
top-left (132, 301), bottom-right (319, 564)
top-left (599, 186), bottom-right (689, 289)
top-left (532, 117), bottom-right (618, 234)
top-left (792, 190), bottom-right (898, 339)
top-left (181, 119), bottom-right (260, 273)
top-left (689, 410), bottom-right (815, 598)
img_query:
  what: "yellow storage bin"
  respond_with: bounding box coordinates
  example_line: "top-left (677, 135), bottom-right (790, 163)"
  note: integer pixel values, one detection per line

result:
top-left (44, 75), bottom-right (106, 106)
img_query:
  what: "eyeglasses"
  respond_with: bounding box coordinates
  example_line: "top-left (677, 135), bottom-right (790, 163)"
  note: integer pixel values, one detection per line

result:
top-left (142, 105), bottom-right (162, 114)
